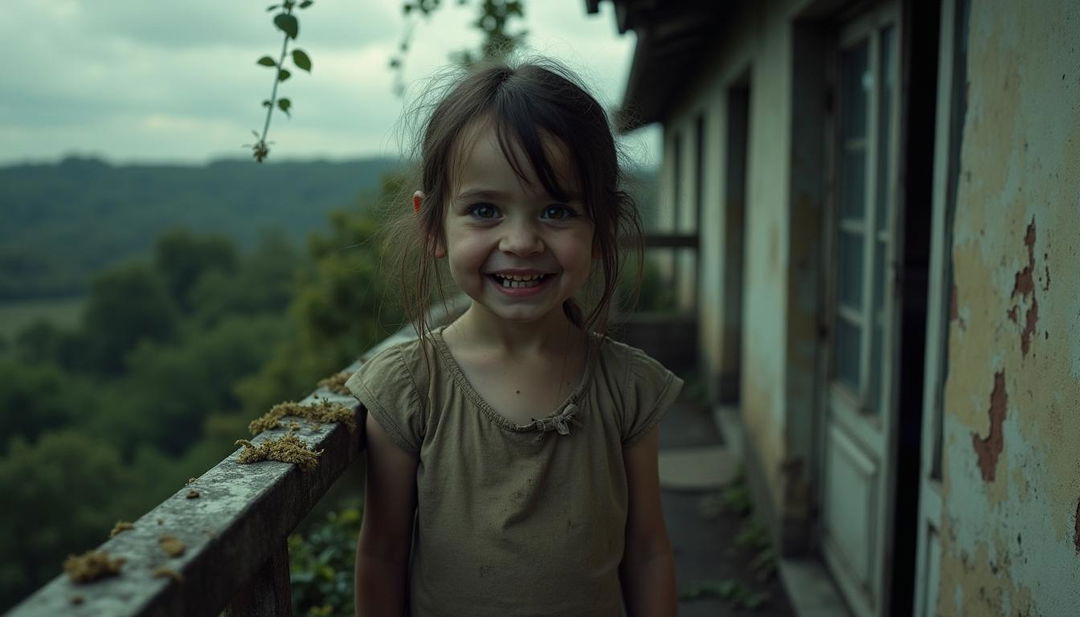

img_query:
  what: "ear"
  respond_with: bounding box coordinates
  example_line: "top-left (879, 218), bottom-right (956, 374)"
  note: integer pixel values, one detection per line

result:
top-left (417, 191), bottom-right (448, 258)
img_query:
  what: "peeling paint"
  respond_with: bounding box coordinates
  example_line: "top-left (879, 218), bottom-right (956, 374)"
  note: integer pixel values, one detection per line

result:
top-left (1010, 220), bottom-right (1036, 298)
top-left (1009, 219), bottom-right (1039, 356)
top-left (1020, 299), bottom-right (1038, 356)
top-left (971, 371), bottom-right (1008, 482)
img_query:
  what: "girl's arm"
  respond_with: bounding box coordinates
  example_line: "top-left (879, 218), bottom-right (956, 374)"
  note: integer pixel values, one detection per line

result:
top-left (619, 426), bottom-right (677, 617)
top-left (355, 413), bottom-right (418, 617)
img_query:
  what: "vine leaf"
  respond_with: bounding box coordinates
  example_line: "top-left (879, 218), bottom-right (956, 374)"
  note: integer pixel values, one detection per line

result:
top-left (266, 4), bottom-right (280, 11)
top-left (299, 0), bottom-right (314, 7)
top-left (292, 49), bottom-right (312, 72)
top-left (278, 98), bottom-right (292, 117)
top-left (256, 56), bottom-right (277, 67)
top-left (278, 69), bottom-right (292, 82)
top-left (273, 13), bottom-right (299, 39)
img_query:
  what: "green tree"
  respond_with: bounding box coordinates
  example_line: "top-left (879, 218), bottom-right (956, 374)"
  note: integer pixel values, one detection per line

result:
top-left (0, 360), bottom-right (99, 454)
top-left (0, 431), bottom-right (137, 611)
top-left (92, 315), bottom-right (285, 457)
top-left (13, 319), bottom-right (64, 365)
top-left (189, 230), bottom-right (300, 326)
top-left (154, 228), bottom-right (238, 312)
top-left (81, 263), bottom-right (179, 375)
top-left (237, 187), bottom-right (402, 415)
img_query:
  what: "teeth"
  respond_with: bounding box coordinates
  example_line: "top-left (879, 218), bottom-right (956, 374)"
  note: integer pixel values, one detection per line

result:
top-left (493, 273), bottom-right (548, 288)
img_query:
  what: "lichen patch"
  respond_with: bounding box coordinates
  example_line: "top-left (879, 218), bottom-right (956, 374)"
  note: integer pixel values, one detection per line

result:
top-left (63, 551), bottom-right (125, 583)
top-left (248, 399), bottom-right (355, 435)
top-left (317, 371), bottom-right (354, 395)
top-left (159, 535), bottom-right (186, 558)
top-left (235, 434), bottom-right (323, 471)
top-left (153, 567), bottom-right (184, 582)
top-left (109, 521), bottom-right (134, 538)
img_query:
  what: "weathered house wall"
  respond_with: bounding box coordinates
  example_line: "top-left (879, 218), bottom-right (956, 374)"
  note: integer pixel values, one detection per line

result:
top-left (659, 0), bottom-right (801, 517)
top-left (633, 0), bottom-right (1079, 612)
top-left (938, 0), bottom-right (1080, 613)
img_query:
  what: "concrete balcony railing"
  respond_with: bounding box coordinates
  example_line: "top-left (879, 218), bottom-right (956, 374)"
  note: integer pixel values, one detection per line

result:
top-left (6, 319), bottom-right (427, 617)
top-left (7, 233), bottom-right (698, 617)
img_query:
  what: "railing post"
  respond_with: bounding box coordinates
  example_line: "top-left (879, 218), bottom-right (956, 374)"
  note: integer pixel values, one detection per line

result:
top-left (225, 538), bottom-right (293, 617)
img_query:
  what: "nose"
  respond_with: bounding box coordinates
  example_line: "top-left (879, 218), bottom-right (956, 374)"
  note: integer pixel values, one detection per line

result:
top-left (499, 218), bottom-right (545, 256)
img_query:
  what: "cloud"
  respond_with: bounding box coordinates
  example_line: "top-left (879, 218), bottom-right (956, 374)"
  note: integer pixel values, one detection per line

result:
top-left (0, 0), bottom-right (656, 165)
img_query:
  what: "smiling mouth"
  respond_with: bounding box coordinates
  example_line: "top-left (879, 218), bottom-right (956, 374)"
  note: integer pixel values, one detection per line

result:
top-left (488, 273), bottom-right (554, 289)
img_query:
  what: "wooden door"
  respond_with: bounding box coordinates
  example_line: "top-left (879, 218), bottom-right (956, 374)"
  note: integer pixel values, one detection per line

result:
top-left (820, 4), bottom-right (902, 616)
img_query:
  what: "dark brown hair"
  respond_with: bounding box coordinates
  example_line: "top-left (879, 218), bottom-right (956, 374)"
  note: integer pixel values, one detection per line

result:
top-left (388, 58), bottom-right (643, 338)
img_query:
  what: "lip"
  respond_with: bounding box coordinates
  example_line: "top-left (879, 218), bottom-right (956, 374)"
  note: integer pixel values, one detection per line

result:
top-left (485, 268), bottom-right (554, 276)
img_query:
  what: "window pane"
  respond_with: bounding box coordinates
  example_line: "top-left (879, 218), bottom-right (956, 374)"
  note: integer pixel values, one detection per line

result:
top-left (841, 41), bottom-right (870, 141)
top-left (838, 229), bottom-right (865, 311)
top-left (840, 146), bottom-right (867, 221)
top-left (876, 25), bottom-right (897, 235)
top-left (836, 316), bottom-right (862, 392)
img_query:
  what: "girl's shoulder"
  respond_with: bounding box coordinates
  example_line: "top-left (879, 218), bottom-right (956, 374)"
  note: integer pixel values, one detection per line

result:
top-left (345, 336), bottom-right (426, 388)
top-left (590, 334), bottom-right (684, 445)
top-left (591, 333), bottom-right (677, 383)
top-left (344, 335), bottom-right (439, 455)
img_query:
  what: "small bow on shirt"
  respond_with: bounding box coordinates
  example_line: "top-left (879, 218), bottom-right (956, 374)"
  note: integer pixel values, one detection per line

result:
top-left (526, 403), bottom-right (580, 441)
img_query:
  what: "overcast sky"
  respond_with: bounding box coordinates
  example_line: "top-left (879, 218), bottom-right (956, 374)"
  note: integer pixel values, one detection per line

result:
top-left (0, 0), bottom-right (659, 167)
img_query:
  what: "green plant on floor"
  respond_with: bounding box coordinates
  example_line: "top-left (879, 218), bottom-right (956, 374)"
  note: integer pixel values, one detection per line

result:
top-left (680, 578), bottom-right (769, 610)
top-left (719, 475), bottom-right (753, 517)
top-left (289, 507), bottom-right (363, 617)
top-left (684, 473), bottom-right (780, 610)
top-left (734, 517), bottom-right (769, 550)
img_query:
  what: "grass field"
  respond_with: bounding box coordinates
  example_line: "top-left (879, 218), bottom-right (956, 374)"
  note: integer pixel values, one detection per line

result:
top-left (0, 296), bottom-right (85, 343)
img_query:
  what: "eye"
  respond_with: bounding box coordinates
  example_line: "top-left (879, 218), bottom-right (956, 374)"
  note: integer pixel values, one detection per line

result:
top-left (541, 204), bottom-right (578, 220)
top-left (467, 203), bottom-right (499, 219)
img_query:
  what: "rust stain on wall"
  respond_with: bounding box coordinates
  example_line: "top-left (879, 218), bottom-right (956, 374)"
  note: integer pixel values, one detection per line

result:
top-left (1009, 219), bottom-right (1039, 356)
top-left (1011, 221), bottom-right (1036, 297)
top-left (1007, 306), bottom-right (1019, 323)
top-left (971, 371), bottom-right (1008, 482)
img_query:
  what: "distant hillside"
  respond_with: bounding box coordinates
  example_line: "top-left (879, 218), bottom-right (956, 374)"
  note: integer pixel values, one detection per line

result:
top-left (0, 156), bottom-right (403, 299)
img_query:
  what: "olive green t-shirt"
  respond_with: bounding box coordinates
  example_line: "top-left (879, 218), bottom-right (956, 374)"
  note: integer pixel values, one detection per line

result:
top-left (346, 327), bottom-right (682, 617)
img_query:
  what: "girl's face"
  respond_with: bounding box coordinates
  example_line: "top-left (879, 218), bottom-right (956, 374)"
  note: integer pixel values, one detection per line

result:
top-left (439, 121), bottom-right (595, 326)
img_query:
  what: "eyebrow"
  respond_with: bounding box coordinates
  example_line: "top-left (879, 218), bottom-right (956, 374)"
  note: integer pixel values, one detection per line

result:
top-left (455, 188), bottom-right (582, 202)
top-left (456, 188), bottom-right (511, 202)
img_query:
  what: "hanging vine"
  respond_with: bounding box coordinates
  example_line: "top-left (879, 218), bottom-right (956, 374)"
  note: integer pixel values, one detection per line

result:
top-left (248, 0), bottom-right (526, 161)
top-left (248, 0), bottom-right (315, 163)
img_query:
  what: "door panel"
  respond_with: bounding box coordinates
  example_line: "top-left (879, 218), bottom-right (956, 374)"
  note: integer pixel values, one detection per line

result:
top-left (824, 425), bottom-right (879, 583)
top-left (820, 4), bottom-right (901, 616)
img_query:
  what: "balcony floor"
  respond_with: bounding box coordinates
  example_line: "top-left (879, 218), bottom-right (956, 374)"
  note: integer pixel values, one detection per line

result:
top-left (659, 385), bottom-right (796, 617)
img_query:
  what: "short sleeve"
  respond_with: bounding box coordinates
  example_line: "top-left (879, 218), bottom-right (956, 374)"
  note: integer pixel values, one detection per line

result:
top-left (620, 349), bottom-right (684, 446)
top-left (344, 342), bottom-right (425, 456)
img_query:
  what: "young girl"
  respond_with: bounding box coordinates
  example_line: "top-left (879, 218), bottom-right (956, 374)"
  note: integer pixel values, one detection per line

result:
top-left (347, 59), bottom-right (682, 617)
